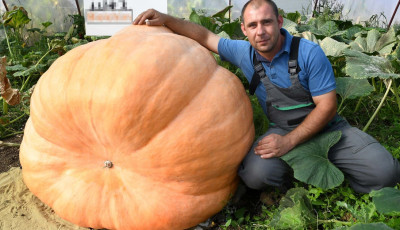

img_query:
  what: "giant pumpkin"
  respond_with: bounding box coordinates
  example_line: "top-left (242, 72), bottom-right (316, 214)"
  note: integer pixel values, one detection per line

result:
top-left (19, 25), bottom-right (254, 230)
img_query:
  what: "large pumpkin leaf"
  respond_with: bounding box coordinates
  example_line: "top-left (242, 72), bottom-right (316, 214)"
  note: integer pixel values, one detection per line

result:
top-left (283, 18), bottom-right (298, 34)
top-left (281, 131), bottom-right (343, 189)
top-left (370, 187), bottom-right (400, 216)
top-left (348, 223), bottom-right (393, 230)
top-left (366, 29), bottom-right (381, 53)
top-left (336, 77), bottom-right (374, 100)
top-left (344, 49), bottom-right (400, 79)
top-left (375, 27), bottom-right (397, 56)
top-left (320, 37), bottom-right (349, 57)
top-left (319, 21), bottom-right (339, 37)
top-left (270, 188), bottom-right (316, 229)
top-left (299, 31), bottom-right (319, 45)
top-left (350, 36), bottom-right (367, 52)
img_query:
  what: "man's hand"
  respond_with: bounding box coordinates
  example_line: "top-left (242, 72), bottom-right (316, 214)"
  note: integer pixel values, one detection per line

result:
top-left (133, 9), bottom-right (167, 26)
top-left (254, 134), bottom-right (295, 159)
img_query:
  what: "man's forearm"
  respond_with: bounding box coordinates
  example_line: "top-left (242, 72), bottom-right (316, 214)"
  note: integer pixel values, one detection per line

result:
top-left (162, 15), bottom-right (220, 53)
top-left (285, 91), bottom-right (337, 150)
top-left (133, 9), bottom-right (220, 53)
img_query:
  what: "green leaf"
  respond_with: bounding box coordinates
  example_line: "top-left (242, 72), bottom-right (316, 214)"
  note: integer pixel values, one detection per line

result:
top-left (13, 64), bottom-right (46, 77)
top-left (348, 223), bottom-right (393, 230)
top-left (319, 21), bottom-right (339, 37)
top-left (211, 5), bottom-right (232, 19)
top-left (375, 27), bottom-right (397, 54)
top-left (286, 11), bottom-right (301, 24)
top-left (282, 18), bottom-right (298, 34)
top-left (5, 64), bottom-right (27, 72)
top-left (366, 29), bottom-right (381, 53)
top-left (281, 131), bottom-right (343, 189)
top-left (336, 77), bottom-right (374, 100)
top-left (320, 37), bottom-right (349, 57)
top-left (350, 36), bottom-right (367, 52)
top-left (42, 21), bottom-right (53, 29)
top-left (344, 49), bottom-right (400, 79)
top-left (370, 187), bottom-right (400, 216)
top-left (270, 188), bottom-right (316, 229)
top-left (299, 31), bottom-right (319, 45)
top-left (2, 7), bottom-right (31, 29)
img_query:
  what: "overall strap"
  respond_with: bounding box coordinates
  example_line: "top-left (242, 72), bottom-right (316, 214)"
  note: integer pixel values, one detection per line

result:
top-left (289, 36), bottom-right (301, 75)
top-left (249, 53), bottom-right (266, 95)
top-left (248, 36), bottom-right (302, 95)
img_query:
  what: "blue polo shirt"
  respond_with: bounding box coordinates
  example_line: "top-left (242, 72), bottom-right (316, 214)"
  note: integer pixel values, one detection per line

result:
top-left (217, 28), bottom-right (336, 115)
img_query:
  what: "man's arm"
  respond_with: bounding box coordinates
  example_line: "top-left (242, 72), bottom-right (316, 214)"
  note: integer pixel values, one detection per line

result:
top-left (133, 9), bottom-right (220, 54)
top-left (254, 90), bottom-right (337, 158)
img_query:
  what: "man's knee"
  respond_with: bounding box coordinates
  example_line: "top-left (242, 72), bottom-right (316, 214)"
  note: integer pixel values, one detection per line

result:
top-left (238, 157), bottom-right (290, 190)
top-left (349, 145), bottom-right (400, 193)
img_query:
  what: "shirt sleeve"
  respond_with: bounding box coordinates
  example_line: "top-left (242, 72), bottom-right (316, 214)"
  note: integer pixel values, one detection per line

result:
top-left (303, 44), bottom-right (336, 97)
top-left (218, 38), bottom-right (250, 68)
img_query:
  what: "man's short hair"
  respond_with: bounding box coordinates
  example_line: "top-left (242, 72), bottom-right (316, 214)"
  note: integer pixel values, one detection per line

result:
top-left (241, 0), bottom-right (279, 22)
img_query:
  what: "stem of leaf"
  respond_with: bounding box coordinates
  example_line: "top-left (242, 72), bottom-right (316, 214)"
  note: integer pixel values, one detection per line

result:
top-left (3, 24), bottom-right (14, 60)
top-left (390, 80), bottom-right (400, 112)
top-left (338, 97), bottom-right (345, 114)
top-left (318, 219), bottom-right (352, 226)
top-left (353, 97), bottom-right (363, 113)
top-left (3, 113), bottom-right (27, 128)
top-left (363, 79), bottom-right (393, 132)
top-left (2, 99), bottom-right (8, 115)
top-left (0, 140), bottom-right (20, 147)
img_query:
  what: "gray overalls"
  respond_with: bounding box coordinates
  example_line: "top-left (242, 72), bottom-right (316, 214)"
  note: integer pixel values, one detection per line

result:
top-left (238, 37), bottom-right (400, 193)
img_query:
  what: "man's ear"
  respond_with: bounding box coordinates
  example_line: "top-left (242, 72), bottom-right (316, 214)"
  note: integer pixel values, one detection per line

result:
top-left (241, 23), bottom-right (247, 36)
top-left (278, 15), bottom-right (284, 28)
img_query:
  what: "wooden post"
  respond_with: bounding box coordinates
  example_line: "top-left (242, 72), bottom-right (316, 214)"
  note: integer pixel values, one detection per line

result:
top-left (2, 0), bottom-right (9, 11)
top-left (75, 0), bottom-right (82, 16)
top-left (388, 0), bottom-right (400, 29)
top-left (312, 0), bottom-right (319, 18)
top-left (229, 0), bottom-right (231, 22)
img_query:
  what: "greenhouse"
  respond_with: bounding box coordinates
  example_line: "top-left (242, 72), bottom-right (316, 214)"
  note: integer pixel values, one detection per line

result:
top-left (1, 0), bottom-right (400, 229)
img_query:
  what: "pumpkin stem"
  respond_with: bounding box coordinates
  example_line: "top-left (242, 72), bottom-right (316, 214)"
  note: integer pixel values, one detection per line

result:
top-left (104, 160), bottom-right (113, 168)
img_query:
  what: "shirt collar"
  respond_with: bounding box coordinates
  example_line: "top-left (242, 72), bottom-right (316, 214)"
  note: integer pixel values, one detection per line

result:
top-left (255, 28), bottom-right (293, 63)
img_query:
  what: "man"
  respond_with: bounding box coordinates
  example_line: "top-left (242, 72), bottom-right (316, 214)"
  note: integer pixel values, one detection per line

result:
top-left (133, 0), bottom-right (400, 193)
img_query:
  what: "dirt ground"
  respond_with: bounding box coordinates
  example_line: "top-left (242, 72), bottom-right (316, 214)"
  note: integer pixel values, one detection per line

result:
top-left (0, 134), bottom-right (23, 173)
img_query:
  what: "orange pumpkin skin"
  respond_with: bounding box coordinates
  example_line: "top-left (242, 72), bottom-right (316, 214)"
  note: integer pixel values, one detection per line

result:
top-left (20, 25), bottom-right (254, 230)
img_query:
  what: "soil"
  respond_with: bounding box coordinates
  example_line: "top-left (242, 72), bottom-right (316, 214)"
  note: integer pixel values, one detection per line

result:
top-left (0, 134), bottom-right (23, 173)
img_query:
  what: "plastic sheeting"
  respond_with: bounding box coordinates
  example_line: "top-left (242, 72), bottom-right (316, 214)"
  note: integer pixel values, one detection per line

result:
top-left (1, 0), bottom-right (313, 34)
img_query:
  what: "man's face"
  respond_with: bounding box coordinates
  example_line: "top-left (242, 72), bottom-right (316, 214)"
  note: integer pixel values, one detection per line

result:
top-left (241, 2), bottom-right (283, 59)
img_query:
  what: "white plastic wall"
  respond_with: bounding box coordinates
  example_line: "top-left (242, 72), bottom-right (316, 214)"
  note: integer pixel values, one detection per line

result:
top-left (3, 0), bottom-right (398, 35)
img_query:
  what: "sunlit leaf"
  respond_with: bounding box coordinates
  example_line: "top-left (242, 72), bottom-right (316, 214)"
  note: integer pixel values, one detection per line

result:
top-left (336, 77), bottom-right (374, 100)
top-left (375, 27), bottom-right (397, 53)
top-left (366, 29), bottom-right (381, 53)
top-left (320, 37), bottom-right (349, 57)
top-left (350, 36), bottom-right (367, 52)
top-left (299, 31), bottom-right (319, 45)
top-left (281, 131), bottom-right (343, 189)
top-left (344, 49), bottom-right (400, 79)
top-left (2, 7), bottom-right (31, 29)
top-left (283, 18), bottom-right (298, 34)
top-left (370, 187), bottom-right (400, 216)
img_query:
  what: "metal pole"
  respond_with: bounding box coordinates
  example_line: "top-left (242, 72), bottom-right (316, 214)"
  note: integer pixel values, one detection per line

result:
top-left (312, 0), bottom-right (319, 17)
top-left (388, 0), bottom-right (400, 29)
top-left (2, 0), bottom-right (9, 11)
top-left (75, 0), bottom-right (82, 16)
